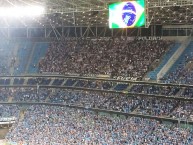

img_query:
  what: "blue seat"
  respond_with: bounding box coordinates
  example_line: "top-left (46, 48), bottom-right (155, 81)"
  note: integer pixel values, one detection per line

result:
top-left (28, 42), bottom-right (49, 73)
top-left (165, 42), bottom-right (193, 77)
top-left (147, 43), bottom-right (180, 80)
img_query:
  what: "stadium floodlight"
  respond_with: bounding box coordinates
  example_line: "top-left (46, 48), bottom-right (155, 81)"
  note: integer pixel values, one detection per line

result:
top-left (0, 6), bottom-right (45, 17)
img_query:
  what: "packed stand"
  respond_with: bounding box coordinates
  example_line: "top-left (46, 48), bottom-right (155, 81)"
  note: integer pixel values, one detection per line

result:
top-left (130, 84), bottom-right (180, 96)
top-left (74, 80), bottom-right (114, 90)
top-left (171, 102), bottom-right (193, 121)
top-left (0, 88), bottom-right (13, 101)
top-left (39, 37), bottom-right (172, 79)
top-left (6, 105), bottom-right (193, 145)
top-left (181, 87), bottom-right (193, 98)
top-left (135, 98), bottom-right (179, 117)
top-left (43, 89), bottom-right (190, 118)
top-left (0, 55), bottom-right (14, 76)
top-left (64, 91), bottom-right (140, 113)
top-left (163, 63), bottom-right (190, 84)
top-left (46, 89), bottom-right (140, 113)
top-left (0, 40), bottom-right (16, 75)
top-left (38, 38), bottom-right (79, 74)
top-left (0, 88), bottom-right (187, 117)
top-left (162, 43), bottom-right (193, 84)
top-left (0, 88), bottom-right (183, 117)
top-left (10, 88), bottom-right (51, 102)
top-left (0, 104), bottom-right (20, 119)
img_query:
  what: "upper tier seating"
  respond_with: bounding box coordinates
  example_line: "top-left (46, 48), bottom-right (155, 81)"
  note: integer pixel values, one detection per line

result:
top-left (147, 43), bottom-right (180, 80)
top-left (28, 42), bottom-right (49, 73)
top-left (163, 42), bottom-right (193, 84)
top-left (14, 41), bottom-right (33, 75)
top-left (39, 37), bottom-right (172, 79)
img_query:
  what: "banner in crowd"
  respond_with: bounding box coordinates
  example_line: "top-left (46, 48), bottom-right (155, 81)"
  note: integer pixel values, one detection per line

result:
top-left (65, 73), bottom-right (80, 76)
top-left (96, 75), bottom-right (110, 78)
top-left (0, 121), bottom-right (15, 125)
top-left (0, 117), bottom-right (16, 125)
top-left (82, 74), bottom-right (110, 78)
top-left (7, 141), bottom-right (27, 145)
top-left (0, 117), bottom-right (16, 122)
top-left (135, 36), bottom-right (162, 41)
top-left (113, 76), bottom-right (138, 81)
top-left (42, 72), bottom-right (60, 75)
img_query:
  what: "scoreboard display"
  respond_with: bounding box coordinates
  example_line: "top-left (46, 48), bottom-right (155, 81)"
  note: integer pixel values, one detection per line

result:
top-left (109, 0), bottom-right (145, 28)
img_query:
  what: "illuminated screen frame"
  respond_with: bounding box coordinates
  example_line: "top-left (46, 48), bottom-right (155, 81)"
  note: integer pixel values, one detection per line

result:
top-left (108, 0), bottom-right (146, 28)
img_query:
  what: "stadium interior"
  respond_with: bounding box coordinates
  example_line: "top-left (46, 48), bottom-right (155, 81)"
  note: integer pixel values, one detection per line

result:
top-left (0, 0), bottom-right (193, 144)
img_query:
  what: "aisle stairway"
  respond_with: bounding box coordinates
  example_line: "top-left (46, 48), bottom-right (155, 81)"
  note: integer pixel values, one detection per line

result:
top-left (18, 108), bottom-right (26, 122)
top-left (27, 42), bottom-right (49, 73)
top-left (157, 37), bottom-right (192, 80)
top-left (8, 96), bottom-right (13, 103)
top-left (0, 39), bottom-right (16, 75)
top-left (25, 43), bottom-right (36, 73)
top-left (10, 42), bottom-right (20, 75)
top-left (14, 41), bottom-right (34, 75)
top-left (164, 41), bottom-right (193, 78)
top-left (147, 43), bottom-right (180, 80)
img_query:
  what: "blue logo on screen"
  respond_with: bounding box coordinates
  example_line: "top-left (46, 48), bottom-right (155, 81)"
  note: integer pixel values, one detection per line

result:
top-left (122, 2), bottom-right (136, 26)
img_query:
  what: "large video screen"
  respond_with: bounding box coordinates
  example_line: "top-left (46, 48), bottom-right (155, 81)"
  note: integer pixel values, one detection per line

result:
top-left (109, 0), bottom-right (145, 28)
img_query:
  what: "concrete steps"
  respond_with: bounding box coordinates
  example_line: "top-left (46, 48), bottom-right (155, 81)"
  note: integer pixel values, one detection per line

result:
top-left (157, 37), bottom-right (192, 80)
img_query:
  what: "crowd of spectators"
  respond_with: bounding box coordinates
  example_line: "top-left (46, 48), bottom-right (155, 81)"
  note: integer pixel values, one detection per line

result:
top-left (130, 85), bottom-right (180, 96)
top-left (0, 88), bottom-right (13, 101)
top-left (181, 88), bottom-right (193, 98)
top-left (38, 38), bottom-right (80, 74)
top-left (0, 87), bottom-right (191, 144)
top-left (0, 104), bottom-right (19, 119)
top-left (136, 98), bottom-right (179, 117)
top-left (0, 87), bottom-right (192, 119)
top-left (64, 91), bottom-right (140, 113)
top-left (39, 38), bottom-right (172, 79)
top-left (0, 39), bottom-right (17, 75)
top-left (0, 51), bottom-right (13, 76)
top-left (0, 61), bottom-right (9, 75)
top-left (5, 105), bottom-right (193, 145)
top-left (162, 54), bottom-right (193, 84)
top-left (171, 102), bottom-right (193, 121)
top-left (0, 88), bottom-right (143, 114)
top-left (0, 34), bottom-right (191, 145)
top-left (130, 83), bottom-right (193, 99)
top-left (10, 88), bottom-right (50, 102)
top-left (129, 84), bottom-right (193, 99)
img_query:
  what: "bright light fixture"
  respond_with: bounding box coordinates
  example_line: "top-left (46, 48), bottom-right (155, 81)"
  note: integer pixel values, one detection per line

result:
top-left (0, 6), bottom-right (45, 17)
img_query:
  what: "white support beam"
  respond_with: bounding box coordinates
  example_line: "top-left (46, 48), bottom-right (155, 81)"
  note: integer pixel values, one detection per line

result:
top-left (148, 0), bottom-right (193, 8)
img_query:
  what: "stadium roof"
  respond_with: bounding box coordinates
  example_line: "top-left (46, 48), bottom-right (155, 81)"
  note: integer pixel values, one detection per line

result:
top-left (0, 0), bottom-right (193, 27)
